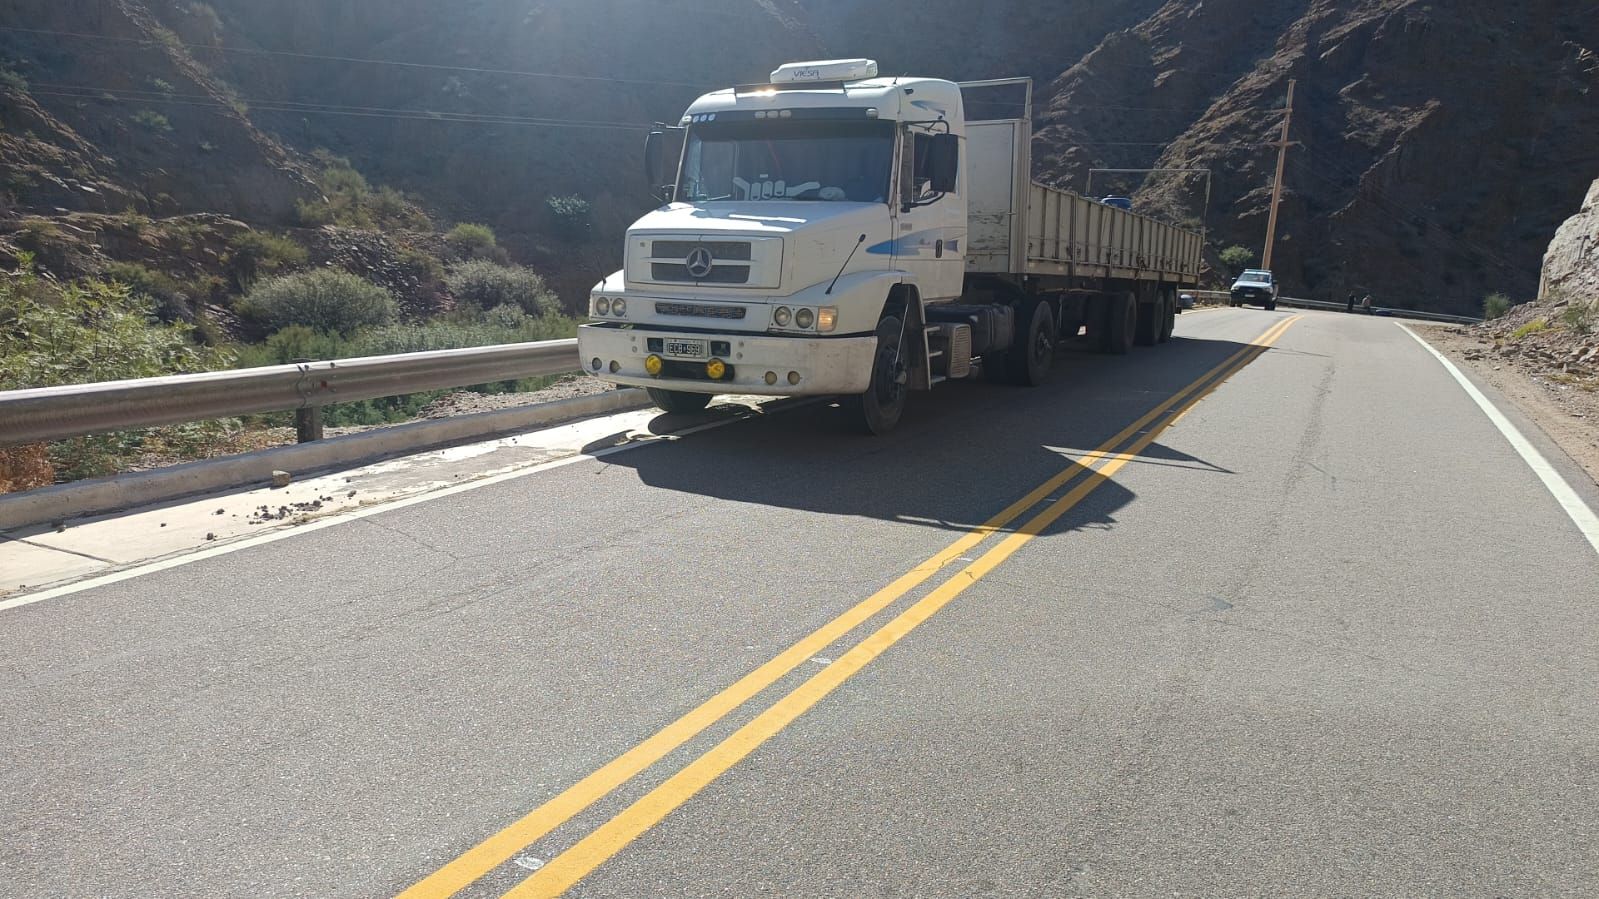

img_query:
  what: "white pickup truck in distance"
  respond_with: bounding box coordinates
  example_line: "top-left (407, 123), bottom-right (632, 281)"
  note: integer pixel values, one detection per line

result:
top-left (578, 58), bottom-right (1203, 433)
top-left (1230, 269), bottom-right (1279, 310)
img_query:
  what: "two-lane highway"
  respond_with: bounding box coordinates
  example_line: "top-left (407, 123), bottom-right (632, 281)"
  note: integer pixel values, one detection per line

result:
top-left (4, 308), bottom-right (1597, 897)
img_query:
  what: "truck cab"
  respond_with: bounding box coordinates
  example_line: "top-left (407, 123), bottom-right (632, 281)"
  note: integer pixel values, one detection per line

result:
top-left (579, 59), bottom-right (965, 424)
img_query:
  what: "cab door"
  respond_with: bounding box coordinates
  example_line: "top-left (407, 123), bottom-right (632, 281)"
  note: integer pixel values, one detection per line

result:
top-left (890, 128), bottom-right (966, 302)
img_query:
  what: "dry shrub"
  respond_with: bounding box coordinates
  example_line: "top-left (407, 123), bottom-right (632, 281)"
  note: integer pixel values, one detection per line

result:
top-left (0, 444), bottom-right (54, 493)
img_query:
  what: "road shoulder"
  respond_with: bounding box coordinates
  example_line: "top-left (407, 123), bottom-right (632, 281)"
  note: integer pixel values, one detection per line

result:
top-left (1412, 323), bottom-right (1599, 488)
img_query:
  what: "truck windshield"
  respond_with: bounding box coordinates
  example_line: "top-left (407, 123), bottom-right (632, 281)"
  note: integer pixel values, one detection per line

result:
top-left (679, 120), bottom-right (894, 203)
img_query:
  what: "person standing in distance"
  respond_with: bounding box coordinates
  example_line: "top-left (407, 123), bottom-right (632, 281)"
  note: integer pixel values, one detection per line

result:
top-left (1347, 291), bottom-right (1357, 314)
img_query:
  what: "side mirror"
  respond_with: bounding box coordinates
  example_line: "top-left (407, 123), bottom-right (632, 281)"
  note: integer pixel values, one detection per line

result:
top-left (928, 133), bottom-right (959, 194)
top-left (643, 130), bottom-right (666, 187)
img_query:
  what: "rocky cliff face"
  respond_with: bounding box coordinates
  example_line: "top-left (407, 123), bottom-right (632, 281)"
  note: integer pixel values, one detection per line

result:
top-left (2, 0), bottom-right (1596, 315)
top-left (1542, 177), bottom-right (1599, 302)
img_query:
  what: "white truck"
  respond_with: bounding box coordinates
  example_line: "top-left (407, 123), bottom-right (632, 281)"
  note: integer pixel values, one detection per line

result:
top-left (578, 59), bottom-right (1203, 433)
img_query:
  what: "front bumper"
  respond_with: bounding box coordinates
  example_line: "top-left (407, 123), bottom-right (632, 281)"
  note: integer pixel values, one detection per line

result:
top-left (577, 324), bottom-right (878, 396)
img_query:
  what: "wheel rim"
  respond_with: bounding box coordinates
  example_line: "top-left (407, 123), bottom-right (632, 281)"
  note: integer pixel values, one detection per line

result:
top-left (872, 322), bottom-right (905, 408)
top-left (874, 348), bottom-right (904, 406)
top-left (1033, 320), bottom-right (1053, 366)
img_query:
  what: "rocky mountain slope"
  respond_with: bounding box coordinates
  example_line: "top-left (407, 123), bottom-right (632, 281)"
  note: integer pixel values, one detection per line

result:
top-left (2, 0), bottom-right (1596, 314)
top-left (1035, 0), bottom-right (1599, 314)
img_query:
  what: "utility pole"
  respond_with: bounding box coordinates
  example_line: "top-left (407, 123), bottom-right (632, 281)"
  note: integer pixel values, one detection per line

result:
top-left (1262, 78), bottom-right (1296, 270)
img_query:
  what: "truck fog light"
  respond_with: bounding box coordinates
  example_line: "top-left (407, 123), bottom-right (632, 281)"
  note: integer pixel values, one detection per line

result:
top-left (595, 297), bottom-right (611, 316)
top-left (773, 306), bottom-right (792, 327)
top-left (795, 308), bottom-right (815, 329)
top-left (644, 354), bottom-right (663, 376)
top-left (706, 358), bottom-right (727, 380)
top-left (611, 298), bottom-right (626, 317)
top-left (816, 306), bottom-right (837, 332)
top-left (609, 360), bottom-right (621, 373)
top-left (787, 371), bottom-right (801, 385)
top-left (591, 357), bottom-right (602, 371)
top-left (764, 371), bottom-right (778, 385)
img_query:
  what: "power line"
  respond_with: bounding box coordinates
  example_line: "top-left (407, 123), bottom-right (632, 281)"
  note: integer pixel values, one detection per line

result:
top-left (28, 85), bottom-right (653, 131)
top-left (0, 24), bottom-right (715, 90)
top-left (1290, 149), bottom-right (1524, 272)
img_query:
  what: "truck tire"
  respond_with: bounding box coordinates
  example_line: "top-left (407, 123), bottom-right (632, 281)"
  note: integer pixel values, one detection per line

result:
top-left (1158, 292), bottom-right (1176, 343)
top-left (1004, 299), bottom-right (1056, 386)
top-left (1103, 292), bottom-right (1136, 355)
top-left (646, 388), bottom-right (713, 414)
top-left (846, 315), bottom-right (908, 435)
top-left (1265, 299), bottom-right (1278, 311)
top-left (1134, 296), bottom-right (1160, 346)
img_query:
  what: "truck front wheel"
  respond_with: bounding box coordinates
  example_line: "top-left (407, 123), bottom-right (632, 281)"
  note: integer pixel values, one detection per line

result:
top-left (646, 388), bottom-right (713, 414)
top-left (847, 315), bottom-right (908, 435)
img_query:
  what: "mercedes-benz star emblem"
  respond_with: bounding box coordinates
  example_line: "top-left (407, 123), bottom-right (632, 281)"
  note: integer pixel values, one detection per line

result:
top-left (684, 247), bottom-right (715, 279)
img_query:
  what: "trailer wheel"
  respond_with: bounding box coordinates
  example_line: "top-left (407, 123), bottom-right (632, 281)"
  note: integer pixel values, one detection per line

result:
top-left (1103, 292), bottom-right (1136, 355)
top-left (646, 388), bottom-right (713, 414)
top-left (1159, 292), bottom-right (1176, 343)
top-left (1004, 299), bottom-right (1056, 386)
top-left (846, 315), bottom-right (908, 435)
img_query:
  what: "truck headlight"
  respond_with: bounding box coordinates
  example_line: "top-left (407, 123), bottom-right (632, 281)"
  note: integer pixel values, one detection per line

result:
top-left (773, 306), bottom-right (792, 327)
top-left (816, 306), bottom-right (837, 332)
top-left (594, 296), bottom-right (611, 316)
top-left (795, 308), bottom-right (815, 330)
top-left (611, 297), bottom-right (627, 317)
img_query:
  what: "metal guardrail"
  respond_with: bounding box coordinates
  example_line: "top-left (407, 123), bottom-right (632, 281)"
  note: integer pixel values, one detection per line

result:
top-left (0, 339), bottom-right (581, 447)
top-left (1186, 290), bottom-right (1481, 325)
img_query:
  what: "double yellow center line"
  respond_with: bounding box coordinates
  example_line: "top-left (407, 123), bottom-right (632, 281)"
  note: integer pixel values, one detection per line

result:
top-left (398, 314), bottom-right (1300, 899)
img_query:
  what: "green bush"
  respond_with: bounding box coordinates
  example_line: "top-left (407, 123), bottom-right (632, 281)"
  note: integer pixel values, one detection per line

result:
top-left (545, 195), bottom-right (591, 240)
top-left (227, 230), bottom-right (308, 287)
top-left (446, 222), bottom-right (497, 257)
top-left (1560, 298), bottom-right (1596, 336)
top-left (444, 259), bottom-right (556, 315)
top-left (296, 150), bottom-right (426, 229)
top-left (397, 245), bottom-right (445, 283)
top-left (241, 269), bottom-right (396, 336)
top-left (1218, 245), bottom-right (1256, 277)
top-left (1509, 319), bottom-right (1548, 341)
top-left (0, 267), bottom-right (237, 481)
top-left (0, 270), bottom-right (227, 389)
top-left (1483, 292), bottom-right (1512, 320)
top-left (100, 261), bottom-right (190, 322)
top-left (0, 68), bottom-right (27, 92)
top-left (132, 109), bottom-right (173, 132)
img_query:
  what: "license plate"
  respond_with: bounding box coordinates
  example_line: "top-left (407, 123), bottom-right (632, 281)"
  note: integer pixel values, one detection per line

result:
top-left (664, 338), bottom-right (708, 359)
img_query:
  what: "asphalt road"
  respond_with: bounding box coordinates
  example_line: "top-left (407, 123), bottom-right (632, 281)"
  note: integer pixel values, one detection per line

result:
top-left (4, 308), bottom-right (1597, 898)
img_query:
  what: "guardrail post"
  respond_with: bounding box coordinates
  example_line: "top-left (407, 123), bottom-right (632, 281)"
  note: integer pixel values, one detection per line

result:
top-left (295, 405), bottom-right (324, 443)
top-left (290, 358), bottom-right (324, 443)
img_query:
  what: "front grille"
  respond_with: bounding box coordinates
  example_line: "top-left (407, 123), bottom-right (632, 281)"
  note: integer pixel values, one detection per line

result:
top-left (651, 240), bottom-right (752, 261)
top-left (655, 302), bottom-right (747, 320)
top-left (652, 263), bottom-right (750, 284)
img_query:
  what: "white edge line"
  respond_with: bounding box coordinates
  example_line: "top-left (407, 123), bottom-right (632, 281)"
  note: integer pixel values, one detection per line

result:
top-left (0, 402), bottom-right (800, 613)
top-left (1399, 323), bottom-right (1599, 557)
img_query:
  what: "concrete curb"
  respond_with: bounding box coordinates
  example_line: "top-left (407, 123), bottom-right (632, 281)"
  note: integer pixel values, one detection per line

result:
top-left (0, 388), bottom-right (651, 533)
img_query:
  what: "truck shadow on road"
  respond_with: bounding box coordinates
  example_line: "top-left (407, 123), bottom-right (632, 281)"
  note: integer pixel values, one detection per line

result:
top-left (596, 335), bottom-right (1264, 539)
